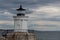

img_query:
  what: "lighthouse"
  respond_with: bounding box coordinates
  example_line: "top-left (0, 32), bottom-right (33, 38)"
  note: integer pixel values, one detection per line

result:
top-left (13, 5), bottom-right (28, 32)
top-left (6, 5), bottom-right (36, 40)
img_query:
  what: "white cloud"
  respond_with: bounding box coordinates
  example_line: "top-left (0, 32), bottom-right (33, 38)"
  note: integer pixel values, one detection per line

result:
top-left (0, 20), bottom-right (14, 25)
top-left (27, 6), bottom-right (60, 20)
top-left (0, 20), bottom-right (14, 29)
top-left (34, 6), bottom-right (60, 17)
top-left (28, 5), bottom-right (60, 31)
top-left (36, 6), bottom-right (59, 13)
top-left (0, 10), bottom-right (13, 16)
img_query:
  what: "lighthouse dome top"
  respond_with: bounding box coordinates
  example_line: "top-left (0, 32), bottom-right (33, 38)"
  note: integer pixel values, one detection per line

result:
top-left (16, 5), bottom-right (26, 11)
top-left (16, 5), bottom-right (27, 16)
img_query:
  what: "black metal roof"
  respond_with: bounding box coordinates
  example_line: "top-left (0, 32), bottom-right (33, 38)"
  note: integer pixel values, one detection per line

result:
top-left (16, 5), bottom-right (26, 11)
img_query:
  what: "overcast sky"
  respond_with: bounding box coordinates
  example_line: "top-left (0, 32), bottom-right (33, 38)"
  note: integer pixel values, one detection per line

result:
top-left (0, 0), bottom-right (60, 31)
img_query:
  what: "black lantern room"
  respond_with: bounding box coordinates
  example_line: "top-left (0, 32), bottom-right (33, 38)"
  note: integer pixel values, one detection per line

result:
top-left (16, 5), bottom-right (26, 16)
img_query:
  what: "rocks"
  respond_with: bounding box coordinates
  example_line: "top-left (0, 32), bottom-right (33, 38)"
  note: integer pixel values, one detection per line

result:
top-left (0, 32), bottom-right (36, 40)
top-left (0, 36), bottom-right (8, 40)
top-left (6, 32), bottom-right (36, 40)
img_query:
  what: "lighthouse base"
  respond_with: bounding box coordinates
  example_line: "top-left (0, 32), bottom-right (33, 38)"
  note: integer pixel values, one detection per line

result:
top-left (6, 32), bottom-right (36, 40)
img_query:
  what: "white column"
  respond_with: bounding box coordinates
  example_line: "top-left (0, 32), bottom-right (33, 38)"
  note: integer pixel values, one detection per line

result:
top-left (13, 16), bottom-right (28, 32)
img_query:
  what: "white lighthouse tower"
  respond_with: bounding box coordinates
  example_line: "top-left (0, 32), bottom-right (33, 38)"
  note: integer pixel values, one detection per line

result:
top-left (6, 5), bottom-right (36, 40)
top-left (13, 5), bottom-right (28, 32)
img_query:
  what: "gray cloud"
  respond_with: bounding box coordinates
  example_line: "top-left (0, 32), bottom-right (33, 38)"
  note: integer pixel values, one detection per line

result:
top-left (0, 0), bottom-right (60, 14)
top-left (0, 24), bottom-right (14, 29)
top-left (0, 0), bottom-right (60, 30)
top-left (29, 24), bottom-right (58, 27)
top-left (0, 0), bottom-right (60, 9)
top-left (41, 18), bottom-right (60, 21)
top-left (30, 16), bottom-right (60, 21)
